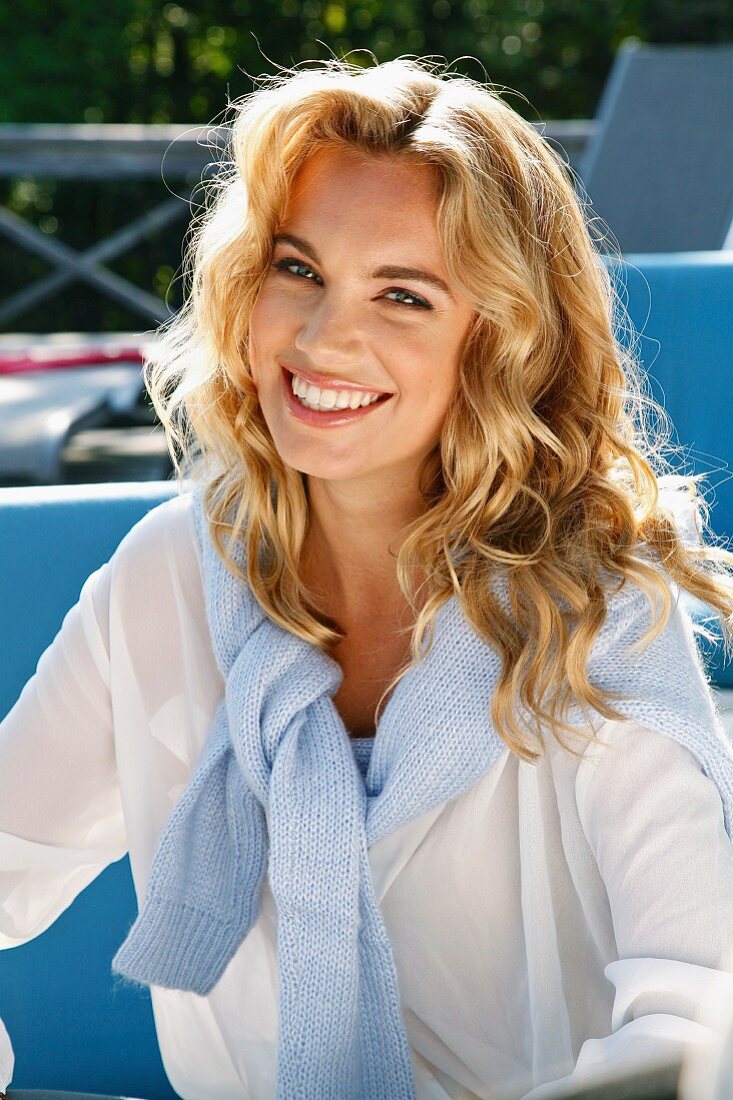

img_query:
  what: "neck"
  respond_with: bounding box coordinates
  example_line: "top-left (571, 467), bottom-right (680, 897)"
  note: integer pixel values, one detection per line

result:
top-left (302, 470), bottom-right (428, 623)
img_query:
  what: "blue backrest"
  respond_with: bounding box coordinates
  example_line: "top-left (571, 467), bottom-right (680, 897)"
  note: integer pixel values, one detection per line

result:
top-left (580, 43), bottom-right (733, 252)
top-left (0, 482), bottom-right (180, 1098)
top-left (613, 252), bottom-right (733, 684)
top-left (0, 251), bottom-right (731, 1093)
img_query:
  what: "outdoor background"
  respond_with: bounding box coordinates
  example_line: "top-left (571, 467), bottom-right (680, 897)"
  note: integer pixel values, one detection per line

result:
top-left (1, 0), bottom-right (731, 334)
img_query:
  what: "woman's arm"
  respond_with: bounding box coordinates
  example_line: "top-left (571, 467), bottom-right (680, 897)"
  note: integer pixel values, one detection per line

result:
top-left (523, 717), bottom-right (733, 1098)
top-left (0, 558), bottom-right (127, 1094)
top-left (0, 559), bottom-right (126, 946)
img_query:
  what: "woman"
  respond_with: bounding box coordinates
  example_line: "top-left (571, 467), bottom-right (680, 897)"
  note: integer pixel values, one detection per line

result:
top-left (2, 56), bottom-right (733, 1100)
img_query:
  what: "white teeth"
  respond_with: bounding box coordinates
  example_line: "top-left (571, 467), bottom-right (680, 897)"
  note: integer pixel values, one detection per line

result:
top-left (289, 372), bottom-right (383, 412)
top-left (319, 389), bottom-right (338, 409)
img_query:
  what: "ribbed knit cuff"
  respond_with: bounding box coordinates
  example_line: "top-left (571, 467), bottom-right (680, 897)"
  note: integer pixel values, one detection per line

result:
top-left (111, 894), bottom-right (243, 996)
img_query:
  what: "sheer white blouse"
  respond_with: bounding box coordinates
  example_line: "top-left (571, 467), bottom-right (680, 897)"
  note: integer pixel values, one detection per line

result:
top-left (1, 491), bottom-right (733, 1100)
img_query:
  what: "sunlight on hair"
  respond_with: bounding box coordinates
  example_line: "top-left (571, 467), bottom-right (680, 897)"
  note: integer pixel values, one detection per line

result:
top-left (144, 55), bottom-right (733, 761)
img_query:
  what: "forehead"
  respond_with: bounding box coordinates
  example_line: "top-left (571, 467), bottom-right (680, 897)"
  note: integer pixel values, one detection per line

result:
top-left (281, 145), bottom-right (443, 253)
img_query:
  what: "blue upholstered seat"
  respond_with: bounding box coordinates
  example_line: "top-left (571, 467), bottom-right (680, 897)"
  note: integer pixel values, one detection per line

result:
top-left (0, 482), bottom-right (179, 1098)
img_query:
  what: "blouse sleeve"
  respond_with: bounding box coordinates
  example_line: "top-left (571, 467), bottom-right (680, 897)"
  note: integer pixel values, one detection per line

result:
top-left (0, 559), bottom-right (126, 949)
top-left (522, 717), bottom-right (733, 1098)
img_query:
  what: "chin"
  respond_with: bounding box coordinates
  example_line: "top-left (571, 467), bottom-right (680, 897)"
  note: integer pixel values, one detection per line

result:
top-left (285, 457), bottom-right (364, 482)
top-left (269, 432), bottom-right (359, 479)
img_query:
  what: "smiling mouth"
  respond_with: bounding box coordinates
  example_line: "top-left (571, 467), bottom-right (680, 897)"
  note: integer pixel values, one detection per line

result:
top-left (283, 366), bottom-right (393, 412)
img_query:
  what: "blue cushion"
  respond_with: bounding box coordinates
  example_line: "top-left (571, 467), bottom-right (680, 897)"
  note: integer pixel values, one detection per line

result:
top-left (614, 252), bottom-right (733, 684)
top-left (0, 482), bottom-right (179, 1098)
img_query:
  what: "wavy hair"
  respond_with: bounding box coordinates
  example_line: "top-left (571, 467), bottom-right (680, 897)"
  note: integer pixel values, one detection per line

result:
top-left (146, 55), bottom-right (733, 761)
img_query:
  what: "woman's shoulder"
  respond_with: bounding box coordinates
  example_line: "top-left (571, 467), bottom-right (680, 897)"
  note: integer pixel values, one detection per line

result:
top-left (108, 487), bottom-right (203, 599)
top-left (101, 486), bottom-right (224, 709)
top-left (115, 486), bottom-right (197, 553)
top-left (589, 563), bottom-right (682, 656)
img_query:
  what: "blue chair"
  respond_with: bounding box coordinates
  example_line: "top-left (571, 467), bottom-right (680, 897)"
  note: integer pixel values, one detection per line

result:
top-left (611, 252), bottom-right (733, 685)
top-left (579, 43), bottom-right (733, 252)
top-left (0, 481), bottom-right (179, 1098)
top-left (0, 251), bottom-right (731, 1094)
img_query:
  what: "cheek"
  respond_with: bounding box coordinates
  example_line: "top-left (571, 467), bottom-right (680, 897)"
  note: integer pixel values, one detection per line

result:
top-left (399, 337), bottom-right (461, 408)
top-left (248, 293), bottom-right (275, 386)
top-left (248, 286), bottom-right (292, 380)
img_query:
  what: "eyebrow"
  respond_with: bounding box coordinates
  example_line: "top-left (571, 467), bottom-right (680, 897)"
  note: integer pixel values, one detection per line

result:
top-left (272, 232), bottom-right (455, 301)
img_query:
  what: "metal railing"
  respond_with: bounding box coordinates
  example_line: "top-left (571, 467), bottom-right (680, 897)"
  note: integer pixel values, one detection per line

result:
top-left (0, 120), bottom-right (594, 329)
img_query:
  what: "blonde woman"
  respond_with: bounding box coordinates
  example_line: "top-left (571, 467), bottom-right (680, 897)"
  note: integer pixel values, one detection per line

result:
top-left (2, 56), bottom-right (733, 1100)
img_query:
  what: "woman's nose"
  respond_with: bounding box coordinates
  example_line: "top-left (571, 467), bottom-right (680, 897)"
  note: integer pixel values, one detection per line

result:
top-left (293, 294), bottom-right (365, 366)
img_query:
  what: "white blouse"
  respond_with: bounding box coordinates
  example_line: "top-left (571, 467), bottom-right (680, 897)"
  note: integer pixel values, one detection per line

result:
top-left (2, 490), bottom-right (733, 1100)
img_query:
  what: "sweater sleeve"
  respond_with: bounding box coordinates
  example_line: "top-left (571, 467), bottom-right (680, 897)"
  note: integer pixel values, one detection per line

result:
top-left (0, 559), bottom-right (126, 949)
top-left (522, 717), bottom-right (733, 1098)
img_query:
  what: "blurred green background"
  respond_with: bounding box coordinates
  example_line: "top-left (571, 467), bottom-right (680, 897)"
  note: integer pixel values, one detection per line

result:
top-left (1, 0), bottom-right (731, 333)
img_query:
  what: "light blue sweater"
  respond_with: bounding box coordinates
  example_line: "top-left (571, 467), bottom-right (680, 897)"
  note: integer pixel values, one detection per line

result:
top-left (112, 483), bottom-right (733, 1099)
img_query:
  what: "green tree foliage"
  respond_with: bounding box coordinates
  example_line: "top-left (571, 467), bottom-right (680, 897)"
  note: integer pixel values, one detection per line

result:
top-left (3, 0), bottom-right (732, 124)
top-left (0, 0), bottom-right (730, 331)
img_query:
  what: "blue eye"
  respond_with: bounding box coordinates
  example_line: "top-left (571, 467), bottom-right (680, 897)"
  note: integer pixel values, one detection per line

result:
top-left (272, 257), bottom-right (322, 283)
top-left (384, 288), bottom-right (432, 310)
top-left (268, 256), bottom-right (429, 310)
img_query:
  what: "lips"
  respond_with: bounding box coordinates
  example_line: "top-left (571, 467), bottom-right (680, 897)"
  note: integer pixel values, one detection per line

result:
top-left (280, 361), bottom-right (392, 397)
top-left (280, 363), bottom-right (392, 427)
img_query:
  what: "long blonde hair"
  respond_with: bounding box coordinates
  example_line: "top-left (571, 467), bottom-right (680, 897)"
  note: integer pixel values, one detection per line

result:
top-left (147, 56), bottom-right (733, 761)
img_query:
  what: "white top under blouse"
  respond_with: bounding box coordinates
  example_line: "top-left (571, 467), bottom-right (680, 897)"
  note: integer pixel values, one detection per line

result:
top-left (2, 491), bottom-right (733, 1099)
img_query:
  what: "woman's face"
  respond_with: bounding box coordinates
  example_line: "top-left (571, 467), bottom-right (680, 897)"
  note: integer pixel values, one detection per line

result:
top-left (248, 144), bottom-right (476, 491)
